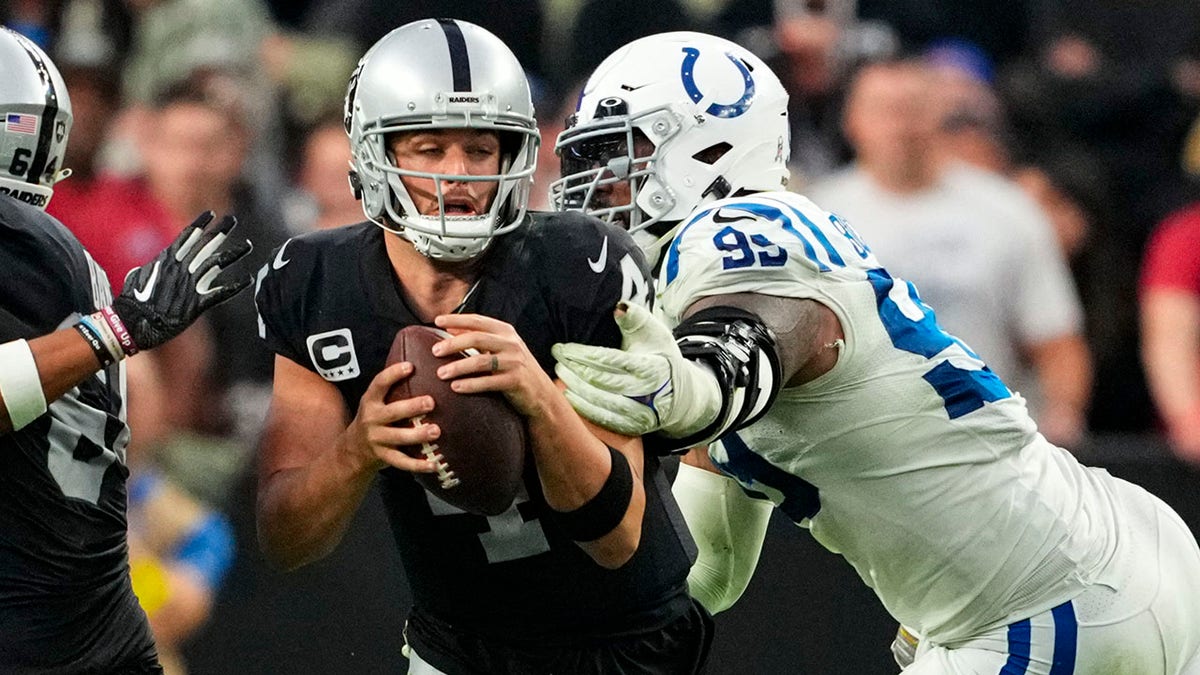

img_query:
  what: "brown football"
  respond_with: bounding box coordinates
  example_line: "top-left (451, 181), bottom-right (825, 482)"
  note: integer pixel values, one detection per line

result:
top-left (384, 324), bottom-right (527, 516)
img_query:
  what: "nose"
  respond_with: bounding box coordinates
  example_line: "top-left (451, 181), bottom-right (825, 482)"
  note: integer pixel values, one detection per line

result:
top-left (439, 145), bottom-right (470, 185)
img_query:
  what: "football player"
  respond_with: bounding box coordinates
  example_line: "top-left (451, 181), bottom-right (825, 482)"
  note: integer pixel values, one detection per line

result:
top-left (553, 32), bottom-right (1200, 674)
top-left (253, 19), bottom-right (711, 674)
top-left (0, 26), bottom-right (253, 673)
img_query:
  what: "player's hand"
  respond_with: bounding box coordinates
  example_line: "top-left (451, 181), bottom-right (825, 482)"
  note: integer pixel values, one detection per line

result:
top-left (431, 313), bottom-right (557, 419)
top-left (109, 212), bottom-right (254, 353)
top-left (345, 362), bottom-right (440, 474)
top-left (552, 301), bottom-right (722, 438)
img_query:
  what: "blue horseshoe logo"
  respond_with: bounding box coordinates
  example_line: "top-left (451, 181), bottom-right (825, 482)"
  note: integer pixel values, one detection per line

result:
top-left (680, 47), bottom-right (756, 119)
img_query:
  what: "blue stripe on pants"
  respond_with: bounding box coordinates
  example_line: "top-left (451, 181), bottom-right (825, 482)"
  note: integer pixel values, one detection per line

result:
top-left (1000, 619), bottom-right (1032, 675)
top-left (1049, 601), bottom-right (1077, 674)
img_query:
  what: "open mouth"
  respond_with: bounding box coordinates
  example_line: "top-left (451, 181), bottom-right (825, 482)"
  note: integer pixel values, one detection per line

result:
top-left (441, 198), bottom-right (479, 216)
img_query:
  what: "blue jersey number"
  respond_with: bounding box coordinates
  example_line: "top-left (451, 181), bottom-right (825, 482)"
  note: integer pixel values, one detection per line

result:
top-left (715, 226), bottom-right (788, 270)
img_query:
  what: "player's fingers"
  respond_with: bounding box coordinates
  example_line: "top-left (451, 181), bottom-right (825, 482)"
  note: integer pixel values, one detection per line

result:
top-left (431, 329), bottom-right (514, 359)
top-left (614, 302), bottom-right (675, 351)
top-left (375, 448), bottom-right (438, 474)
top-left (197, 273), bottom-right (254, 312)
top-left (561, 384), bottom-right (652, 436)
top-left (377, 395), bottom-right (435, 425)
top-left (553, 342), bottom-right (659, 379)
top-left (434, 312), bottom-right (516, 336)
top-left (553, 359), bottom-right (649, 399)
top-left (435, 351), bottom-right (505, 381)
top-left (367, 418), bottom-right (439, 447)
top-left (364, 362), bottom-right (414, 401)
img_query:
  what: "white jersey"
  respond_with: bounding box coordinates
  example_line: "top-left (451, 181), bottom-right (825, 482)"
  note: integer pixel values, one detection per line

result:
top-left (659, 191), bottom-right (1123, 643)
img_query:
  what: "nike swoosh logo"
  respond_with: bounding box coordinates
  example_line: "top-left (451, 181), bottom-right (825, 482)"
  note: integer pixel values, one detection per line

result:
top-left (132, 262), bottom-right (160, 302)
top-left (587, 236), bottom-right (609, 273)
top-left (712, 209), bottom-right (755, 224)
top-left (272, 239), bottom-right (292, 270)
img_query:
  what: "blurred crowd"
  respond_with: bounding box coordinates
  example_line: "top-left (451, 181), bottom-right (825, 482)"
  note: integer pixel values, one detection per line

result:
top-left (6, 0), bottom-right (1200, 670)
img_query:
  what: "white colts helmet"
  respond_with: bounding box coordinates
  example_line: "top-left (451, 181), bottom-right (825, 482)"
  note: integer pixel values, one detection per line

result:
top-left (0, 27), bottom-right (72, 210)
top-left (552, 31), bottom-right (789, 264)
top-left (345, 19), bottom-right (539, 261)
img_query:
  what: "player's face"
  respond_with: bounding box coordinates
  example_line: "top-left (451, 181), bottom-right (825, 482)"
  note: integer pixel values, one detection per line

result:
top-left (389, 129), bottom-right (501, 217)
top-left (561, 130), bottom-right (656, 228)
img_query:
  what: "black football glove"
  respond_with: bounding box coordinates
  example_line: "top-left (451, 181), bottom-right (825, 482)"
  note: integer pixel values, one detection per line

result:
top-left (109, 211), bottom-right (253, 353)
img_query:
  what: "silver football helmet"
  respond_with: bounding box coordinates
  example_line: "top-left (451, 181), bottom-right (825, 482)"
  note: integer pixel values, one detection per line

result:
top-left (552, 32), bottom-right (789, 264)
top-left (0, 27), bottom-right (73, 210)
top-left (345, 19), bottom-right (539, 261)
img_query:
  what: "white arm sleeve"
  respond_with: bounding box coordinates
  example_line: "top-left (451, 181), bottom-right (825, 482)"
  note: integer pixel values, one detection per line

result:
top-left (673, 460), bottom-right (773, 614)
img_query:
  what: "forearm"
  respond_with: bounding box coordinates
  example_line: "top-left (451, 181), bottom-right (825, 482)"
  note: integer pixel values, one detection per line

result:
top-left (674, 453), bottom-right (772, 614)
top-left (256, 435), bottom-right (378, 570)
top-left (528, 389), bottom-right (646, 568)
top-left (1, 329), bottom-right (102, 434)
top-left (1142, 293), bottom-right (1200, 421)
top-left (1141, 292), bottom-right (1200, 460)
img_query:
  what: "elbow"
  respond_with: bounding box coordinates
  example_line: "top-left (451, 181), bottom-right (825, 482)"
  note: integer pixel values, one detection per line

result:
top-left (257, 527), bottom-right (329, 572)
top-left (580, 525), bottom-right (642, 570)
top-left (255, 502), bottom-right (331, 572)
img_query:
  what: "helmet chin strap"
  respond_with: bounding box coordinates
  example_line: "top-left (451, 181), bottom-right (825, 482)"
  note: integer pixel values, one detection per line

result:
top-left (633, 225), bottom-right (679, 271)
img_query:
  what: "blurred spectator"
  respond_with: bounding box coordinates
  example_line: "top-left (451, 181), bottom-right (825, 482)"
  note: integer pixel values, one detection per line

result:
top-left (808, 61), bottom-right (1092, 447)
top-left (48, 59), bottom-right (173, 291)
top-left (2, 0), bottom-right (63, 48)
top-left (258, 31), bottom-right (357, 129)
top-left (137, 73), bottom-right (290, 503)
top-left (1140, 204), bottom-right (1200, 464)
top-left (114, 0), bottom-right (290, 209)
top-left (298, 0), bottom-right (549, 97)
top-left (717, 0), bottom-right (897, 183)
top-left (925, 40), bottom-right (1010, 174)
top-left (281, 115), bottom-right (361, 233)
top-left (856, 0), bottom-right (1034, 65)
top-left (121, 0), bottom-right (272, 107)
top-left (1001, 0), bottom-right (1200, 250)
top-left (1014, 152), bottom-right (1155, 434)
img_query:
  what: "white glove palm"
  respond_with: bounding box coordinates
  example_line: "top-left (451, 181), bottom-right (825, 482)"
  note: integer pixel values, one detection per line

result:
top-left (552, 302), bottom-right (722, 438)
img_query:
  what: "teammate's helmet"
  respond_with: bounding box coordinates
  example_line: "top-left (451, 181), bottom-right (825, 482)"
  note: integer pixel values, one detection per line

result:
top-left (345, 19), bottom-right (539, 261)
top-left (552, 32), bottom-right (789, 261)
top-left (0, 27), bottom-right (72, 210)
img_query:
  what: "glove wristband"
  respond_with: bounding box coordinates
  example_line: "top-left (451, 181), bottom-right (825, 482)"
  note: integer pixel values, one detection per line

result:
top-left (97, 306), bottom-right (139, 356)
top-left (74, 315), bottom-right (120, 368)
top-left (0, 339), bottom-right (48, 429)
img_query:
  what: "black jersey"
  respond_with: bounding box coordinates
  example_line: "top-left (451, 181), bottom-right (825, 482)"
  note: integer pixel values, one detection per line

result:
top-left (256, 213), bottom-right (697, 644)
top-left (0, 196), bottom-right (158, 673)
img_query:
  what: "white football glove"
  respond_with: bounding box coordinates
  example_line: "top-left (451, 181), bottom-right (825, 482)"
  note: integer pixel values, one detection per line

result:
top-left (552, 302), bottom-right (722, 438)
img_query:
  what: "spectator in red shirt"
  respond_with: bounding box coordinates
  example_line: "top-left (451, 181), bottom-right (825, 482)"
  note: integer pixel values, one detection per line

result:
top-left (1140, 203), bottom-right (1200, 463)
top-left (47, 61), bottom-right (176, 291)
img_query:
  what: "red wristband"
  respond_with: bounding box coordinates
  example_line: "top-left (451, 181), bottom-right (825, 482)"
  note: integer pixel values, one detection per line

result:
top-left (99, 306), bottom-right (139, 356)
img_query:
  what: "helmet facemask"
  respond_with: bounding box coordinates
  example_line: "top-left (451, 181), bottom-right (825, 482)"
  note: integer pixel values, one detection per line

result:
top-left (354, 119), bottom-right (538, 261)
top-left (551, 103), bottom-right (679, 237)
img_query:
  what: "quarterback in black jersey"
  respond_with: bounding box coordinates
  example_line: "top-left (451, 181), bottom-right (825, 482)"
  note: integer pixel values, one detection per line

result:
top-left (254, 19), bottom-right (710, 675)
top-left (0, 27), bottom-right (254, 674)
